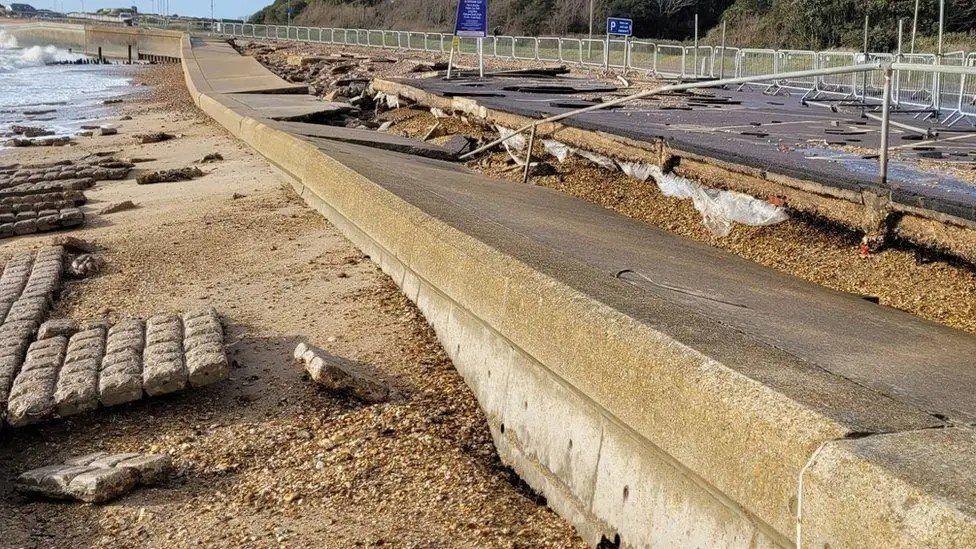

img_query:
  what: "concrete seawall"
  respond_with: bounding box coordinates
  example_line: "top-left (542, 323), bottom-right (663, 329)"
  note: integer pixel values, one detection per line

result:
top-left (12, 23), bottom-right (976, 548)
top-left (4, 22), bottom-right (182, 61)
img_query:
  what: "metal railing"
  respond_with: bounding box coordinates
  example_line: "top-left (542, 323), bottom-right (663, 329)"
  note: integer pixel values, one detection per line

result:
top-left (192, 21), bottom-right (976, 125)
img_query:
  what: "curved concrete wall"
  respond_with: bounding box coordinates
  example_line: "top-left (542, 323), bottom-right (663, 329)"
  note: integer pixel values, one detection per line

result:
top-left (12, 23), bottom-right (975, 548)
top-left (4, 22), bottom-right (182, 60)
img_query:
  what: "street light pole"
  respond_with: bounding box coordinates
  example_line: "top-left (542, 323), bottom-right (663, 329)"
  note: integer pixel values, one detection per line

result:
top-left (587, 0), bottom-right (594, 58)
top-left (910, 0), bottom-right (920, 53)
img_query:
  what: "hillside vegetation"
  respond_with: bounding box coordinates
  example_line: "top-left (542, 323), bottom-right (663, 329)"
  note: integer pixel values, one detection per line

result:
top-left (250, 0), bottom-right (976, 52)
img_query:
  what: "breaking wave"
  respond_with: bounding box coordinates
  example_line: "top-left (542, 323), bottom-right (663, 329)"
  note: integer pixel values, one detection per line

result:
top-left (0, 31), bottom-right (82, 73)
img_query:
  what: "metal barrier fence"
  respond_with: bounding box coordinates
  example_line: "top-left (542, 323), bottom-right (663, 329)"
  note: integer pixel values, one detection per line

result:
top-left (167, 21), bottom-right (976, 125)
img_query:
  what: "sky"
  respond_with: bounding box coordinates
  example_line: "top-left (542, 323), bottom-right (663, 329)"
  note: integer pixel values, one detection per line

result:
top-left (36, 1), bottom-right (270, 20)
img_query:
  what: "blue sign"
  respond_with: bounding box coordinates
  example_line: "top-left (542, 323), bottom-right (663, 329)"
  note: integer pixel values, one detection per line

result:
top-left (454, 0), bottom-right (488, 38)
top-left (607, 17), bottom-right (633, 37)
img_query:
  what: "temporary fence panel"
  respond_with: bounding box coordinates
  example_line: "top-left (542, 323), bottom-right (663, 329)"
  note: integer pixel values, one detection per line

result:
top-left (459, 36), bottom-right (479, 55)
top-left (816, 51), bottom-right (858, 95)
top-left (558, 38), bottom-right (582, 64)
top-left (513, 37), bottom-right (537, 60)
top-left (737, 49), bottom-right (776, 86)
top-left (655, 44), bottom-right (685, 77)
top-left (538, 37), bottom-right (561, 62)
top-left (627, 39), bottom-right (654, 71)
top-left (777, 50), bottom-right (817, 89)
top-left (580, 39), bottom-right (607, 67)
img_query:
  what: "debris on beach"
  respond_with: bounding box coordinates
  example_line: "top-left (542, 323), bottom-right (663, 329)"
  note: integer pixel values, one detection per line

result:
top-left (16, 452), bottom-right (172, 503)
top-left (136, 167), bottom-right (203, 185)
top-left (199, 152), bottom-right (223, 163)
top-left (99, 200), bottom-right (138, 215)
top-left (136, 132), bottom-right (175, 144)
top-left (11, 126), bottom-right (54, 138)
top-left (1, 305), bottom-right (230, 427)
top-left (68, 253), bottom-right (104, 278)
top-left (294, 342), bottom-right (391, 403)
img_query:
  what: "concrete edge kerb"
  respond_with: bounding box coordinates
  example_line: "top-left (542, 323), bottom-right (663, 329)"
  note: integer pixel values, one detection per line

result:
top-left (7, 24), bottom-right (961, 548)
top-left (174, 35), bottom-right (976, 549)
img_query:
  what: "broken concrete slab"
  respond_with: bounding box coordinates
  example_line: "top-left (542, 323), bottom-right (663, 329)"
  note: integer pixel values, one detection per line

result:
top-left (99, 200), bottom-right (138, 215)
top-left (142, 314), bottom-right (187, 396)
top-left (15, 452), bottom-right (173, 503)
top-left (439, 135), bottom-right (476, 157)
top-left (67, 467), bottom-right (137, 503)
top-left (181, 307), bottom-right (228, 387)
top-left (136, 167), bottom-right (204, 185)
top-left (218, 93), bottom-right (355, 122)
top-left (294, 342), bottom-right (390, 403)
top-left (272, 121), bottom-right (457, 161)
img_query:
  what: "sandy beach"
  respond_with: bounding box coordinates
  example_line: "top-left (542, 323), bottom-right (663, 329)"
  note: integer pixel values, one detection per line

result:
top-left (0, 63), bottom-right (584, 547)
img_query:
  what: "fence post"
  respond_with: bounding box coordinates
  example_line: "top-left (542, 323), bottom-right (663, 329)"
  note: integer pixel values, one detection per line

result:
top-left (719, 20), bottom-right (727, 80)
top-left (879, 65), bottom-right (893, 185)
top-left (895, 18), bottom-right (904, 106)
top-left (523, 125), bottom-right (537, 184)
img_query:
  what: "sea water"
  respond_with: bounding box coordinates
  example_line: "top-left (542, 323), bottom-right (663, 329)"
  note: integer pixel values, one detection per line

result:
top-left (0, 28), bottom-right (134, 142)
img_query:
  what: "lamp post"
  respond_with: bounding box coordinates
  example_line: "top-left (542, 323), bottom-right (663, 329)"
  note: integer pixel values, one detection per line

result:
top-left (587, 0), bottom-right (594, 58)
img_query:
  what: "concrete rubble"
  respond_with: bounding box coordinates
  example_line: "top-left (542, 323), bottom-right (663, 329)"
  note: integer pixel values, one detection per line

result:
top-left (1, 306), bottom-right (230, 427)
top-left (136, 167), bottom-right (204, 185)
top-left (16, 452), bottom-right (172, 503)
top-left (294, 342), bottom-right (390, 403)
top-left (0, 158), bottom-right (135, 238)
top-left (0, 247), bottom-right (229, 427)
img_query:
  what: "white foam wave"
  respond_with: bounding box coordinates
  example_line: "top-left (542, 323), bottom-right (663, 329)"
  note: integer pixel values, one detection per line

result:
top-left (0, 44), bottom-right (83, 73)
top-left (0, 30), bottom-right (17, 49)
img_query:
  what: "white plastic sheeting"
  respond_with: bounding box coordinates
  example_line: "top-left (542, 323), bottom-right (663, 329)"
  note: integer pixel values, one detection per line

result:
top-left (497, 125), bottom-right (528, 165)
top-left (377, 92), bottom-right (400, 109)
top-left (631, 163), bottom-right (788, 237)
top-left (542, 139), bottom-right (572, 162)
top-left (544, 141), bottom-right (789, 237)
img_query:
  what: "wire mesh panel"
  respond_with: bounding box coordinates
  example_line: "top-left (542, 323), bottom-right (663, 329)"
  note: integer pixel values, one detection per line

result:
top-left (777, 50), bottom-right (817, 89)
top-left (627, 39), bottom-right (654, 71)
top-left (712, 46), bottom-right (738, 79)
top-left (580, 39), bottom-right (607, 66)
top-left (683, 46), bottom-right (712, 77)
top-left (367, 30), bottom-right (384, 47)
top-left (513, 37), bottom-right (537, 60)
top-left (557, 38), bottom-right (582, 64)
top-left (959, 54), bottom-right (976, 119)
top-left (816, 51), bottom-right (858, 94)
top-left (655, 44), bottom-right (685, 76)
top-left (493, 36), bottom-right (515, 59)
top-left (382, 31), bottom-right (398, 48)
top-left (459, 36), bottom-right (479, 54)
top-left (895, 53), bottom-right (936, 106)
top-left (737, 49), bottom-right (776, 84)
top-left (858, 53), bottom-right (894, 102)
top-left (424, 33), bottom-right (441, 52)
top-left (937, 52), bottom-right (967, 113)
top-left (607, 39), bottom-right (628, 68)
top-left (538, 38), bottom-right (560, 61)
